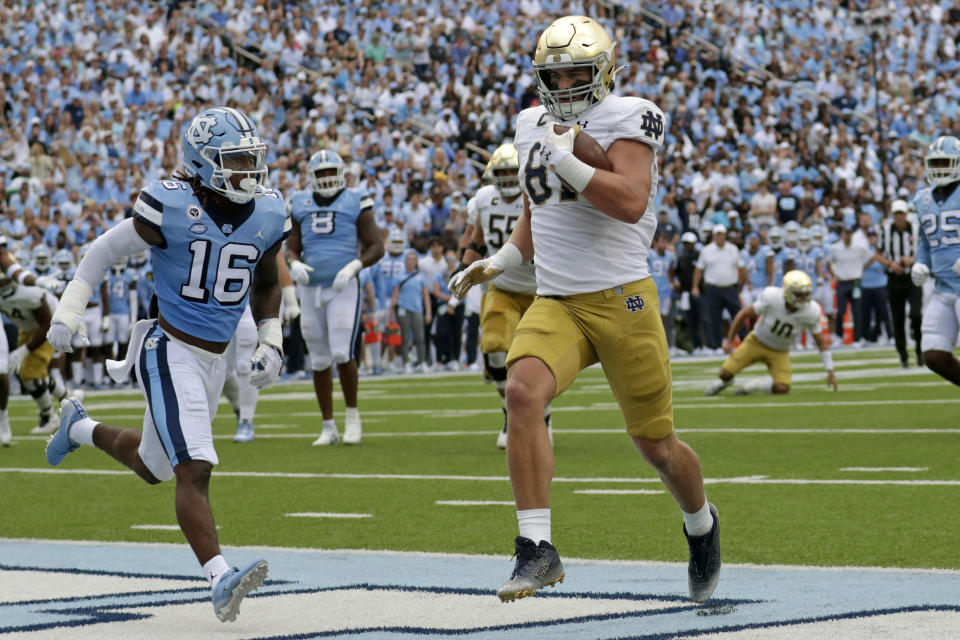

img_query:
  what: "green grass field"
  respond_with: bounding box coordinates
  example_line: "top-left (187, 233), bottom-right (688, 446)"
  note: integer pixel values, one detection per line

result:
top-left (2, 348), bottom-right (957, 570)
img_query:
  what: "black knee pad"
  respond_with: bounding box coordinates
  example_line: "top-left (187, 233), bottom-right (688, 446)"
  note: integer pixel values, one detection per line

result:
top-left (483, 352), bottom-right (507, 382)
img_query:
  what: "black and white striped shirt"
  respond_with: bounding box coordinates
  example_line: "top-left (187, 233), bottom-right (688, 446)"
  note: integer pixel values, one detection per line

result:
top-left (879, 218), bottom-right (919, 273)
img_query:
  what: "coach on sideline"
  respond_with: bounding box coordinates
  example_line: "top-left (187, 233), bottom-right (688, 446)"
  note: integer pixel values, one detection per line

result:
top-left (692, 225), bottom-right (746, 351)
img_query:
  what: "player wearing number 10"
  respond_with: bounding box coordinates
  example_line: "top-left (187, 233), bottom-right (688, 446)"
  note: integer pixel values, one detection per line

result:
top-left (44, 107), bottom-right (287, 622)
top-left (450, 15), bottom-right (720, 605)
top-left (704, 270), bottom-right (837, 396)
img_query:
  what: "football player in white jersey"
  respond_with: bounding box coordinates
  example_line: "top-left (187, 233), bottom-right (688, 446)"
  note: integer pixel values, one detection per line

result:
top-left (458, 143), bottom-right (552, 449)
top-left (705, 270), bottom-right (837, 395)
top-left (450, 16), bottom-right (719, 604)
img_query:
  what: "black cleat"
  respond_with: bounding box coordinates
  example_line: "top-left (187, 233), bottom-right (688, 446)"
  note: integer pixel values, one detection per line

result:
top-left (684, 502), bottom-right (721, 603)
top-left (497, 536), bottom-right (565, 602)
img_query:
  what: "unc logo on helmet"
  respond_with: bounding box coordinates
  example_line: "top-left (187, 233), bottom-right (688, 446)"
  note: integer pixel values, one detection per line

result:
top-left (185, 115), bottom-right (217, 149)
top-left (181, 107), bottom-right (267, 204)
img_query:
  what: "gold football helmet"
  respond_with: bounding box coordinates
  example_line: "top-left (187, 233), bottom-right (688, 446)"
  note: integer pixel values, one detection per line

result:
top-left (485, 143), bottom-right (521, 197)
top-left (783, 270), bottom-right (813, 308)
top-left (533, 15), bottom-right (617, 120)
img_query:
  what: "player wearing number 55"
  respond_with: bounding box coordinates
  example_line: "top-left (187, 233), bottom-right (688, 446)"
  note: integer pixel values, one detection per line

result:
top-left (449, 15), bottom-right (721, 606)
top-left (704, 270), bottom-right (838, 397)
top-left (44, 107), bottom-right (287, 622)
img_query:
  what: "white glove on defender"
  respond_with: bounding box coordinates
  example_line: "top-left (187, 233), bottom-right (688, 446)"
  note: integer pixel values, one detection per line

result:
top-left (911, 263), bottom-right (930, 286)
top-left (281, 285), bottom-right (300, 323)
top-left (333, 258), bottom-right (362, 292)
top-left (449, 243), bottom-right (523, 299)
top-left (249, 318), bottom-right (283, 389)
top-left (288, 260), bottom-right (313, 285)
top-left (100, 316), bottom-right (111, 333)
top-left (7, 345), bottom-right (28, 375)
top-left (47, 280), bottom-right (93, 353)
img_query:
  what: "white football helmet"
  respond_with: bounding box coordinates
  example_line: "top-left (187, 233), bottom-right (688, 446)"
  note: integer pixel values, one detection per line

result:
top-left (307, 149), bottom-right (346, 197)
top-left (768, 225), bottom-right (784, 250)
top-left (31, 244), bottom-right (51, 273)
top-left (924, 136), bottom-right (960, 186)
top-left (387, 229), bottom-right (405, 255)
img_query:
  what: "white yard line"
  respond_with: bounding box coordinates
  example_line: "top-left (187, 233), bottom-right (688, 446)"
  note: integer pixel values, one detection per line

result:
top-left (434, 500), bottom-right (514, 506)
top-left (574, 489), bottom-right (666, 495)
top-left (2, 467), bottom-right (955, 486)
top-left (284, 512), bottom-right (373, 519)
top-left (840, 467), bottom-right (929, 472)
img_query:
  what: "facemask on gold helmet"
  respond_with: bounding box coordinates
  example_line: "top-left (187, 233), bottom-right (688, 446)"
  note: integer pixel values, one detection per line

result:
top-left (485, 143), bottom-right (521, 198)
top-left (783, 270), bottom-right (813, 308)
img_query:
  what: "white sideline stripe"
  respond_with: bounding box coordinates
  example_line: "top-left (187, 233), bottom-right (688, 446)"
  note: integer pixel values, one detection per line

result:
top-left (285, 512), bottom-right (373, 519)
top-left (5, 467), bottom-right (960, 487)
top-left (5, 536), bottom-right (960, 574)
top-left (574, 489), bottom-right (666, 495)
top-left (434, 500), bottom-right (515, 506)
top-left (840, 467), bottom-right (929, 472)
top-left (130, 524), bottom-right (220, 531)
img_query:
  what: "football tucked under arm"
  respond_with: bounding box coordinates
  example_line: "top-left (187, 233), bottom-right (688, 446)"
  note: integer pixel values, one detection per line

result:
top-left (542, 125), bottom-right (613, 193)
top-left (552, 125), bottom-right (613, 172)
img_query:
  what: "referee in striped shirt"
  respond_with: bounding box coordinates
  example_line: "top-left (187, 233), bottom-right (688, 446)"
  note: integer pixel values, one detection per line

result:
top-left (876, 199), bottom-right (923, 367)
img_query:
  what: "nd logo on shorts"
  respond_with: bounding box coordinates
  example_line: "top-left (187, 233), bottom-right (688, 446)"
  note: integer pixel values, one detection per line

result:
top-left (625, 294), bottom-right (645, 313)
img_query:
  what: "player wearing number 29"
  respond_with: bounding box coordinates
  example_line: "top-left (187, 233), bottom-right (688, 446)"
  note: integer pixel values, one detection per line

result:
top-left (449, 16), bottom-right (720, 604)
top-left (286, 150), bottom-right (385, 447)
top-left (704, 270), bottom-right (837, 396)
top-left (44, 107), bottom-right (288, 622)
top-left (911, 135), bottom-right (960, 387)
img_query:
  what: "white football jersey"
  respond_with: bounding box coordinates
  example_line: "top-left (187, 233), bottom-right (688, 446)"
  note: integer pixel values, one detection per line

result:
top-left (514, 94), bottom-right (665, 296)
top-left (472, 184), bottom-right (536, 294)
top-left (0, 284), bottom-right (58, 332)
top-left (752, 286), bottom-right (823, 351)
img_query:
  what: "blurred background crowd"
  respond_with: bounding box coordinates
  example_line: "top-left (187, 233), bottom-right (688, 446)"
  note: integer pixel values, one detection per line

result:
top-left (0, 0), bottom-right (955, 371)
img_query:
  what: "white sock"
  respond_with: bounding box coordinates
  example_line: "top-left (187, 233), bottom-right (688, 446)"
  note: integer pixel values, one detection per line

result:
top-left (71, 361), bottom-right (84, 386)
top-left (683, 500), bottom-right (714, 537)
top-left (544, 402), bottom-right (552, 420)
top-left (203, 555), bottom-right (232, 589)
top-left (517, 508), bottom-right (551, 545)
top-left (345, 406), bottom-right (359, 423)
top-left (322, 419), bottom-right (338, 432)
top-left (238, 375), bottom-right (259, 423)
top-left (222, 373), bottom-right (239, 412)
top-left (70, 416), bottom-right (98, 446)
top-left (742, 378), bottom-right (774, 394)
top-left (92, 362), bottom-right (104, 385)
top-left (369, 342), bottom-right (381, 368)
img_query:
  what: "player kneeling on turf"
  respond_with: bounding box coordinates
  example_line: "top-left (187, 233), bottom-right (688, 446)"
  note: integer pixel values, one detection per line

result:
top-left (705, 270), bottom-right (837, 396)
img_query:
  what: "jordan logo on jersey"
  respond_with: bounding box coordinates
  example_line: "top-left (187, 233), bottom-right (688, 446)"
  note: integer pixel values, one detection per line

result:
top-left (625, 295), bottom-right (645, 313)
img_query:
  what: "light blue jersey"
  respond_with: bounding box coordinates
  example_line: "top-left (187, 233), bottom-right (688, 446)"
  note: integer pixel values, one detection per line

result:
top-left (108, 268), bottom-right (138, 316)
top-left (741, 246), bottom-right (772, 290)
top-left (915, 184), bottom-right (960, 294)
top-left (772, 247), bottom-right (800, 286)
top-left (396, 270), bottom-right (427, 313)
top-left (132, 179), bottom-right (289, 342)
top-left (360, 264), bottom-right (386, 311)
top-left (137, 264), bottom-right (155, 316)
top-left (648, 250), bottom-right (675, 297)
top-left (797, 247), bottom-right (822, 281)
top-left (379, 253), bottom-right (407, 300)
top-left (289, 188), bottom-right (364, 287)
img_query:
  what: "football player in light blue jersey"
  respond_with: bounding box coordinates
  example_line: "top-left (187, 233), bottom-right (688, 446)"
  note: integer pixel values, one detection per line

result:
top-left (740, 233), bottom-right (773, 308)
top-left (796, 229), bottom-right (823, 280)
top-left (648, 232), bottom-right (678, 348)
top-left (286, 150), bottom-right (385, 447)
top-left (44, 106), bottom-right (287, 622)
top-left (911, 135), bottom-right (960, 386)
top-left (105, 256), bottom-right (139, 373)
top-left (130, 250), bottom-right (155, 319)
top-left (359, 261), bottom-right (385, 375)
top-left (379, 229), bottom-right (408, 372)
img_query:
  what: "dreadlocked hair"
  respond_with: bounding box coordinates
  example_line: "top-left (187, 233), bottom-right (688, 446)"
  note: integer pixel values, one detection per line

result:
top-left (171, 169), bottom-right (204, 198)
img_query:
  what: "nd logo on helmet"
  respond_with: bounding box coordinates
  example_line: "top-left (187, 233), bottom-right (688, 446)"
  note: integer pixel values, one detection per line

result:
top-left (186, 115), bottom-right (217, 148)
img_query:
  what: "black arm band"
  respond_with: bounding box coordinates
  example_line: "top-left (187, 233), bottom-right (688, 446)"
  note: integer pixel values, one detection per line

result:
top-left (467, 241), bottom-right (488, 257)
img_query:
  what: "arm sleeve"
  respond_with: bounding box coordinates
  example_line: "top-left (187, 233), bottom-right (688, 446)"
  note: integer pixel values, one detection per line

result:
top-left (752, 288), bottom-right (769, 315)
top-left (73, 218), bottom-right (152, 290)
top-left (917, 225), bottom-right (931, 268)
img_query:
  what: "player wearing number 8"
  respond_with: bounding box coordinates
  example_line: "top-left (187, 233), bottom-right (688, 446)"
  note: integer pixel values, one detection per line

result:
top-left (704, 270), bottom-right (837, 396)
top-left (44, 106), bottom-right (286, 621)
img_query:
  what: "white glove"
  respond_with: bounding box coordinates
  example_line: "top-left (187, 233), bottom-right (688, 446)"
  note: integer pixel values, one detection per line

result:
top-left (47, 280), bottom-right (93, 353)
top-left (539, 124), bottom-right (578, 170)
top-left (281, 285), bottom-right (300, 323)
top-left (288, 259), bottom-right (313, 285)
top-left (911, 262), bottom-right (930, 286)
top-left (7, 344), bottom-right (28, 375)
top-left (101, 316), bottom-right (111, 333)
top-left (249, 344), bottom-right (282, 388)
top-left (449, 244), bottom-right (522, 299)
top-left (333, 258), bottom-right (362, 292)
top-left (953, 257), bottom-right (960, 276)
top-left (35, 274), bottom-right (61, 292)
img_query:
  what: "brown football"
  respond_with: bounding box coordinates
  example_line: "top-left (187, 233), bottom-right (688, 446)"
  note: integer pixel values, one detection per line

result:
top-left (553, 124), bottom-right (613, 172)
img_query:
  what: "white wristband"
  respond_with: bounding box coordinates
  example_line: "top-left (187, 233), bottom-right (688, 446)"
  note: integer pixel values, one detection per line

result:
top-left (257, 317), bottom-right (283, 353)
top-left (5, 263), bottom-right (21, 278)
top-left (820, 350), bottom-right (834, 372)
top-left (16, 270), bottom-right (31, 284)
top-left (553, 153), bottom-right (597, 193)
top-left (496, 242), bottom-right (524, 270)
top-left (281, 284), bottom-right (297, 307)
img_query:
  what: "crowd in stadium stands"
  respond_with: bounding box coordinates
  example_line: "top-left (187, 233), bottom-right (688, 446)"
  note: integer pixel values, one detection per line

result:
top-left (0, 0), bottom-right (956, 373)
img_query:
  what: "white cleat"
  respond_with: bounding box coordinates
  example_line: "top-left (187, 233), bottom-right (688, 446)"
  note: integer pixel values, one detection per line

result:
top-left (30, 414), bottom-right (59, 435)
top-left (312, 426), bottom-right (340, 446)
top-left (343, 417), bottom-right (362, 445)
top-left (704, 380), bottom-right (727, 397)
top-left (0, 413), bottom-right (10, 446)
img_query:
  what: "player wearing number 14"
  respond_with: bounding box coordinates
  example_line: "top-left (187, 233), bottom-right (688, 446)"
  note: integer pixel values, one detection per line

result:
top-left (44, 107), bottom-right (286, 622)
top-left (704, 270), bottom-right (837, 396)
